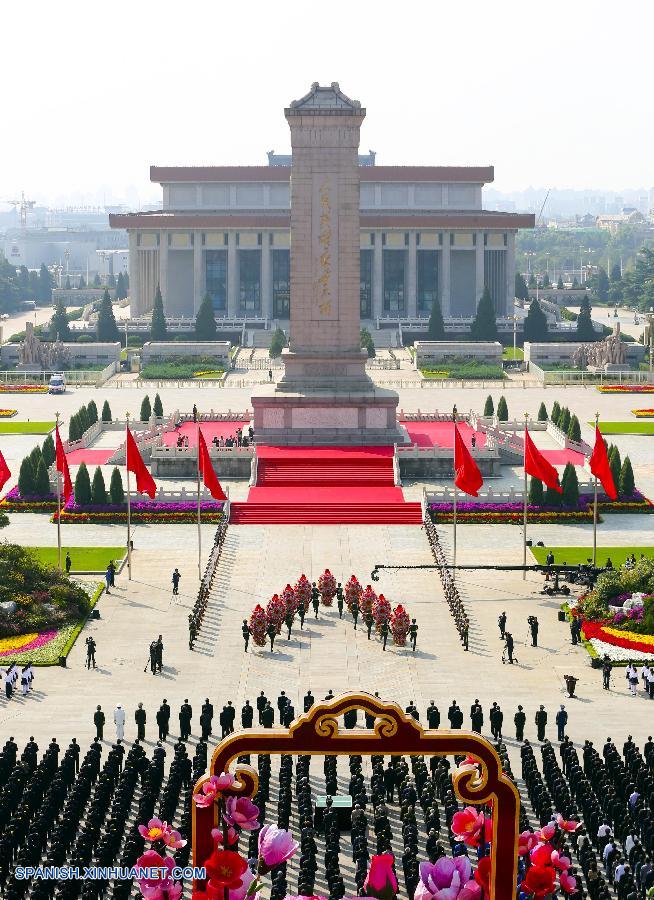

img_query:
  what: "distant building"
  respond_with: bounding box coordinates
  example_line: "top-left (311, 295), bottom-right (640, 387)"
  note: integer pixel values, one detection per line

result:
top-left (596, 210), bottom-right (647, 233)
top-left (3, 227), bottom-right (128, 275)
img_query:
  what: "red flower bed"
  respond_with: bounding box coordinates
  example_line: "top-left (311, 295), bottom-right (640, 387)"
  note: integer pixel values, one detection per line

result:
top-left (582, 618), bottom-right (654, 655)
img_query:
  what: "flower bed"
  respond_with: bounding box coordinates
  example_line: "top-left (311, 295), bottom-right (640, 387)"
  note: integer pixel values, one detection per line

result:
top-left (54, 497), bottom-right (224, 524)
top-left (633, 409), bottom-right (654, 417)
top-left (0, 409), bottom-right (17, 418)
top-left (428, 491), bottom-right (653, 524)
top-left (0, 385), bottom-right (48, 393)
top-left (1, 486), bottom-right (58, 513)
top-left (0, 582), bottom-right (103, 666)
top-left (597, 385), bottom-right (654, 393)
top-left (581, 619), bottom-right (654, 662)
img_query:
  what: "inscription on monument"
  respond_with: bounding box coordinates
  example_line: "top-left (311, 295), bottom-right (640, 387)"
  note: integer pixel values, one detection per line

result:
top-left (312, 175), bottom-right (338, 321)
top-left (291, 407), bottom-right (359, 430)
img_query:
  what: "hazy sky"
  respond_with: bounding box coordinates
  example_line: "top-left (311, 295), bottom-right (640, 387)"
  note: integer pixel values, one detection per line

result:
top-left (3, 0), bottom-right (652, 207)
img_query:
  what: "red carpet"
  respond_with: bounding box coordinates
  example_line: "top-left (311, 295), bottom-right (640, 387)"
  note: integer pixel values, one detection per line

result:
top-left (541, 449), bottom-right (585, 466)
top-left (402, 420), bottom-right (487, 449)
top-left (231, 444), bottom-right (421, 525)
top-left (65, 449), bottom-right (115, 465)
top-left (162, 420), bottom-right (250, 448)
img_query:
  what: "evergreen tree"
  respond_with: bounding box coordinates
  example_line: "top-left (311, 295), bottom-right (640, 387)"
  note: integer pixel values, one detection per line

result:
top-left (560, 407), bottom-right (571, 434)
top-left (567, 414), bottom-right (581, 443)
top-left (523, 298), bottom-right (549, 342)
top-left (610, 262), bottom-right (622, 283)
top-left (572, 277), bottom-right (579, 289)
top-left (74, 463), bottom-right (92, 506)
top-left (150, 284), bottom-right (167, 340)
top-left (551, 401), bottom-right (561, 424)
top-left (528, 476), bottom-right (544, 507)
top-left (140, 395), bottom-right (152, 422)
top-left (109, 467), bottom-right (125, 506)
top-left (194, 293), bottom-right (217, 341)
top-left (124, 272), bottom-right (129, 288)
top-left (360, 327), bottom-right (376, 358)
top-left (427, 297), bottom-right (445, 340)
top-left (78, 275), bottom-right (86, 289)
top-left (515, 273), bottom-right (530, 302)
top-left (93, 272), bottom-right (101, 287)
top-left (537, 402), bottom-right (548, 421)
top-left (65, 275), bottom-right (71, 290)
top-left (545, 484), bottom-right (561, 507)
top-left (17, 265), bottom-right (29, 293)
top-left (101, 400), bottom-right (112, 423)
top-left (470, 286), bottom-right (498, 340)
top-left (153, 393), bottom-right (163, 417)
top-left (42, 434), bottom-right (55, 467)
top-left (269, 327), bottom-right (287, 358)
top-left (78, 405), bottom-right (90, 434)
top-left (483, 395), bottom-right (494, 417)
top-left (497, 395), bottom-right (509, 422)
top-left (561, 462), bottom-right (579, 508)
top-left (87, 400), bottom-right (98, 425)
top-left (608, 445), bottom-right (622, 492)
top-left (29, 445), bottom-right (42, 472)
top-left (595, 266), bottom-right (610, 303)
top-left (557, 276), bottom-right (564, 290)
top-left (116, 271), bottom-right (128, 301)
top-left (91, 467), bottom-right (107, 505)
top-left (576, 294), bottom-right (596, 341)
top-left (34, 458), bottom-right (50, 497)
top-left (38, 263), bottom-right (53, 304)
top-left (96, 289), bottom-right (120, 342)
top-left (542, 272), bottom-right (551, 288)
top-left (528, 273), bottom-right (537, 289)
top-left (619, 456), bottom-right (635, 498)
top-left (49, 299), bottom-right (71, 342)
top-left (107, 272), bottom-right (116, 288)
top-left (18, 457), bottom-right (35, 498)
top-left (68, 413), bottom-right (80, 442)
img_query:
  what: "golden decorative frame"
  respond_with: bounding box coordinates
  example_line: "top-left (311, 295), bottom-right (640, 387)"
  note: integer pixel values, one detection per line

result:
top-left (192, 693), bottom-right (519, 899)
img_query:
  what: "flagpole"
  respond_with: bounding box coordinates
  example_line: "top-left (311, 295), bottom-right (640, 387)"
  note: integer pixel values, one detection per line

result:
top-left (55, 411), bottom-right (62, 571)
top-left (126, 411), bottom-right (132, 581)
top-left (593, 411), bottom-right (599, 567)
top-left (523, 412), bottom-right (528, 580)
top-left (452, 413), bottom-right (457, 581)
top-left (197, 418), bottom-right (202, 582)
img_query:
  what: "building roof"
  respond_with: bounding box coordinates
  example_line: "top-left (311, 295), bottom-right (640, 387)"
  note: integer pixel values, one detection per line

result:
top-left (109, 210), bottom-right (534, 230)
top-left (286, 82), bottom-right (362, 114)
top-left (150, 165), bottom-right (495, 184)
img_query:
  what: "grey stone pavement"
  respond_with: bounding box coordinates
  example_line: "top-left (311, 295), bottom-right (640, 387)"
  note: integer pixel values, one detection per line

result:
top-left (0, 379), bottom-right (653, 770)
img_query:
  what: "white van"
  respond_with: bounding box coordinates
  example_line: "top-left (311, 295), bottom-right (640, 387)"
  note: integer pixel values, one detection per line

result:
top-left (48, 373), bottom-right (66, 394)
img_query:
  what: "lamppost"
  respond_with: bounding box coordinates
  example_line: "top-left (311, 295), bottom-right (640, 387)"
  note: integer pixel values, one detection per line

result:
top-left (513, 314), bottom-right (518, 361)
top-left (649, 307), bottom-right (654, 374)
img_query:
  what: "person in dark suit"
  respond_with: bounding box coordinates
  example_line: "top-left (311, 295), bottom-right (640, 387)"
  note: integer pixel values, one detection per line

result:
top-left (200, 699), bottom-right (213, 740)
top-left (514, 705), bottom-right (526, 741)
top-left (179, 699), bottom-right (192, 740)
top-left (256, 691), bottom-right (268, 724)
top-left (135, 703), bottom-right (146, 741)
top-left (93, 705), bottom-right (105, 740)
top-left (535, 705), bottom-right (547, 741)
top-left (261, 702), bottom-right (274, 728)
top-left (426, 702), bottom-right (440, 729)
top-left (241, 700), bottom-right (253, 728)
top-left (470, 700), bottom-right (483, 734)
top-left (304, 691), bottom-right (314, 712)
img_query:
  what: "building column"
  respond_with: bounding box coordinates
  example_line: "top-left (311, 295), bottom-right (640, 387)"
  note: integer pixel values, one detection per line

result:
top-left (441, 237), bottom-right (451, 316)
top-left (159, 232), bottom-right (169, 311)
top-left (193, 232), bottom-right (203, 314)
top-left (407, 232), bottom-right (417, 318)
top-left (227, 232), bottom-right (238, 317)
top-left (261, 233), bottom-right (272, 321)
top-left (475, 231), bottom-right (485, 309)
top-left (373, 233), bottom-right (383, 321)
top-left (128, 231), bottom-right (140, 314)
top-left (505, 232), bottom-right (516, 317)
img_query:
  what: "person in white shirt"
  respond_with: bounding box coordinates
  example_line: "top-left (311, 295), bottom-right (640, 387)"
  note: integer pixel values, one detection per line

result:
top-left (20, 667), bottom-right (28, 696)
top-left (114, 704), bottom-right (126, 740)
top-left (614, 859), bottom-right (626, 883)
top-left (626, 663), bottom-right (638, 695)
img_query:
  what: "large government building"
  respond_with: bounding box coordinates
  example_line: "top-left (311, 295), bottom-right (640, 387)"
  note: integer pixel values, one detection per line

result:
top-left (110, 142), bottom-right (534, 323)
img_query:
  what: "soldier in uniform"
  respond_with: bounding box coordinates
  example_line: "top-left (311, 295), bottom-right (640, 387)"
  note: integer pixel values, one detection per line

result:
top-left (380, 620), bottom-right (389, 651)
top-left (311, 583), bottom-right (320, 618)
top-left (242, 620), bottom-right (251, 652)
top-left (409, 619), bottom-right (418, 652)
top-left (352, 599), bottom-right (360, 629)
top-left (535, 705), bottom-right (547, 741)
top-left (135, 703), bottom-right (146, 741)
top-left (336, 583), bottom-right (344, 618)
top-left (514, 705), bottom-right (526, 741)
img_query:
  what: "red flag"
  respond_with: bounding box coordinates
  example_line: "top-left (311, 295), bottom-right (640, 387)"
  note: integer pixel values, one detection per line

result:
top-left (524, 428), bottom-right (562, 493)
top-left (0, 449), bottom-right (10, 493)
top-left (55, 424), bottom-right (73, 501)
top-left (589, 425), bottom-right (617, 500)
top-left (126, 427), bottom-right (156, 498)
top-left (454, 424), bottom-right (483, 497)
top-left (198, 429), bottom-right (227, 501)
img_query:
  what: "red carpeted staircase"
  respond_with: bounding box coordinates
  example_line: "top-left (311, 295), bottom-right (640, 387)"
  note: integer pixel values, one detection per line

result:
top-left (229, 446), bottom-right (422, 525)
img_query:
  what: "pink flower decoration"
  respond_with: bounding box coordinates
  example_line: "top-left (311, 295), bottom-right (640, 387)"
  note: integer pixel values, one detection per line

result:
top-left (518, 831), bottom-right (538, 857)
top-left (257, 824), bottom-right (299, 873)
top-left (537, 822), bottom-right (556, 841)
top-left (194, 773), bottom-right (233, 808)
top-left (416, 857), bottom-right (471, 900)
top-left (458, 883), bottom-right (482, 900)
top-left (211, 826), bottom-right (239, 847)
top-left (225, 796), bottom-right (260, 831)
top-left (363, 853), bottom-right (398, 900)
top-left (451, 807), bottom-right (492, 848)
top-left (559, 871), bottom-right (577, 894)
top-left (530, 842), bottom-right (553, 867)
top-left (555, 813), bottom-right (580, 833)
top-left (551, 849), bottom-right (571, 871)
top-left (136, 850), bottom-right (182, 900)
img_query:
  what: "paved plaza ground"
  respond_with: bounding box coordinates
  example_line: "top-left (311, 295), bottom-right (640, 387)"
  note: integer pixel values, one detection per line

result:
top-left (0, 376), bottom-right (653, 774)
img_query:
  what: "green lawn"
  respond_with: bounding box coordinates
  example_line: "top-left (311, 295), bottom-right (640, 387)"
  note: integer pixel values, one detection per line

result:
top-left (0, 421), bottom-right (55, 434)
top-left (26, 546), bottom-right (124, 572)
top-left (502, 346), bottom-right (524, 360)
top-left (590, 421), bottom-right (654, 435)
top-left (530, 546), bottom-right (654, 567)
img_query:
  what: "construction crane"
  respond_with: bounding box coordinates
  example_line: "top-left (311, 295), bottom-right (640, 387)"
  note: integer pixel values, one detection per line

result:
top-left (4, 191), bottom-right (36, 227)
top-left (535, 189), bottom-right (550, 228)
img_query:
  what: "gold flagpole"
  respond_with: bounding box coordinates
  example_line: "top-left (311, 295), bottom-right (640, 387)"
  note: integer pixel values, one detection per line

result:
top-left (197, 417), bottom-right (202, 582)
top-left (55, 411), bottom-right (62, 571)
top-left (523, 412), bottom-right (528, 580)
top-left (452, 414), bottom-right (457, 581)
top-left (126, 411), bottom-right (132, 580)
top-left (593, 411), bottom-right (599, 567)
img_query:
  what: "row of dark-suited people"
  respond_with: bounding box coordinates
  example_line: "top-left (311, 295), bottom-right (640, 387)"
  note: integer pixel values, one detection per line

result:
top-left (92, 691), bottom-right (564, 744)
top-left (425, 520), bottom-right (470, 650)
top-left (188, 522), bottom-right (228, 649)
top-left (522, 734), bottom-right (654, 900)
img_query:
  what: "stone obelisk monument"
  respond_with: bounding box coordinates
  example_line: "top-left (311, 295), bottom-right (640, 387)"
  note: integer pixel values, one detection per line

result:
top-left (252, 83), bottom-right (404, 445)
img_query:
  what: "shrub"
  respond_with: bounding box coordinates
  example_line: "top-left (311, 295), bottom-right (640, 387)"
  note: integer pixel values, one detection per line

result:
top-left (34, 459), bottom-right (50, 497)
top-left (567, 414), bottom-right (581, 443)
top-left (551, 401), bottom-right (561, 424)
top-left (140, 395), bottom-right (152, 422)
top-left (18, 458), bottom-right (35, 498)
top-left (109, 467), bottom-right (125, 506)
top-left (528, 477), bottom-right (544, 506)
top-left (42, 434), bottom-right (55, 467)
top-left (497, 396), bottom-right (509, 422)
top-left (74, 463), bottom-right (92, 506)
top-left (269, 327), bottom-right (287, 359)
top-left (537, 402), bottom-right (548, 422)
top-left (483, 395), bottom-right (494, 417)
top-left (561, 462), bottom-right (580, 508)
top-left (609, 445), bottom-right (622, 494)
top-left (78, 406), bottom-right (90, 434)
top-left (91, 467), bottom-right (107, 505)
top-left (101, 400), bottom-right (112, 423)
top-left (87, 400), bottom-right (98, 425)
top-left (360, 327), bottom-right (376, 358)
top-left (153, 393), bottom-right (163, 417)
top-left (560, 407), bottom-right (571, 434)
top-left (620, 456), bottom-right (635, 498)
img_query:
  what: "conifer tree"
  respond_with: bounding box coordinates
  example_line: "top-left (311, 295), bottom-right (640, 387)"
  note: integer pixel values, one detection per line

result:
top-left (619, 456), bottom-right (635, 498)
top-left (194, 294), bottom-right (217, 341)
top-left (150, 284), bottom-right (167, 340)
top-left (34, 458), bottom-right (50, 497)
top-left (497, 395), bottom-right (509, 422)
top-left (91, 467), bottom-right (107, 505)
top-left (109, 467), bottom-right (125, 506)
top-left (140, 395), bottom-right (152, 422)
top-left (483, 395), bottom-right (494, 417)
top-left (74, 463), bottom-right (92, 506)
top-left (427, 297), bottom-right (445, 340)
top-left (96, 289), bottom-right (120, 342)
top-left (101, 400), bottom-right (112, 423)
top-left (537, 402), bottom-right (548, 422)
top-left (561, 462), bottom-right (579, 508)
top-left (18, 458), bottom-right (35, 497)
top-left (470, 286), bottom-right (498, 340)
top-left (528, 476), bottom-right (544, 507)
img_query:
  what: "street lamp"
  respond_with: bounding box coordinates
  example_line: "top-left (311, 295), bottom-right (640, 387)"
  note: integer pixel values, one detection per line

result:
top-left (513, 314), bottom-right (518, 361)
top-left (649, 307), bottom-right (654, 373)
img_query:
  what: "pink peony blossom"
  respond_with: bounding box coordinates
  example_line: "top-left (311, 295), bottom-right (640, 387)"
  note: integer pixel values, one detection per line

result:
top-left (194, 773), bottom-right (234, 808)
top-left (211, 826), bottom-right (239, 847)
top-left (537, 822), bottom-right (556, 841)
top-left (224, 796), bottom-right (260, 831)
top-left (363, 853), bottom-right (398, 900)
top-left (559, 871), bottom-right (578, 894)
top-left (555, 813), bottom-right (580, 833)
top-left (518, 830), bottom-right (538, 857)
top-left (415, 857), bottom-right (471, 900)
top-left (530, 842), bottom-right (553, 867)
top-left (451, 808), bottom-right (492, 848)
top-left (136, 850), bottom-right (182, 900)
top-left (551, 849), bottom-right (571, 871)
top-left (257, 824), bottom-right (299, 873)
